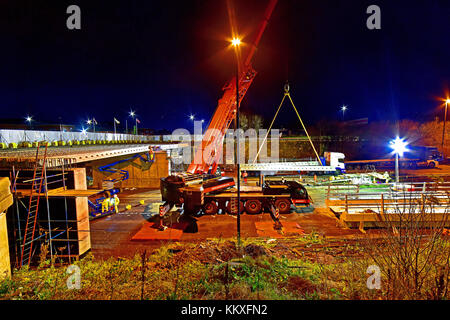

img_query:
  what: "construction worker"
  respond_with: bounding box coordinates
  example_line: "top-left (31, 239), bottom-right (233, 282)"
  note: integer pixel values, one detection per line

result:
top-left (149, 147), bottom-right (155, 161)
top-left (242, 171), bottom-right (248, 184)
top-left (112, 194), bottom-right (120, 213)
top-left (101, 197), bottom-right (110, 213)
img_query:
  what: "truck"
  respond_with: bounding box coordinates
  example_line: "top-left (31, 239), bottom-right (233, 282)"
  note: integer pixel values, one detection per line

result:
top-left (344, 146), bottom-right (442, 171)
top-left (160, 175), bottom-right (310, 217)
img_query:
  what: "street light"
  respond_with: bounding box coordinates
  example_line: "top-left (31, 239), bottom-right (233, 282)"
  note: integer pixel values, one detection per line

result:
top-left (129, 110), bottom-right (137, 135)
top-left (341, 105), bottom-right (347, 120)
top-left (390, 136), bottom-right (409, 183)
top-left (231, 38), bottom-right (241, 46)
top-left (442, 99), bottom-right (450, 158)
top-left (231, 36), bottom-right (241, 247)
top-left (189, 114), bottom-right (195, 121)
top-left (25, 116), bottom-right (33, 132)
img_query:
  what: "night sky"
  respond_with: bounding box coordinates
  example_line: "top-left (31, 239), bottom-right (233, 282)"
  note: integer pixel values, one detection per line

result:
top-left (0, 0), bottom-right (448, 131)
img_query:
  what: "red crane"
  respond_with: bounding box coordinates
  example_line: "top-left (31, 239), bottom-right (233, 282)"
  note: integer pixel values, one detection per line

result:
top-left (187, 0), bottom-right (278, 175)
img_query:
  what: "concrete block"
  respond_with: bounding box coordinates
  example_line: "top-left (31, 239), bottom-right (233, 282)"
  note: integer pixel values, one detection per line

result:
top-left (0, 212), bottom-right (11, 280)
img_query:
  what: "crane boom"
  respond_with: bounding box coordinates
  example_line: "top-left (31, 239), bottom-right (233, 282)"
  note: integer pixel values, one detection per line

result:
top-left (187, 0), bottom-right (278, 174)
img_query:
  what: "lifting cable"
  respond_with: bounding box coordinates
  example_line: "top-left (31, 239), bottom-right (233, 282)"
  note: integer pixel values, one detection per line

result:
top-left (253, 82), bottom-right (322, 165)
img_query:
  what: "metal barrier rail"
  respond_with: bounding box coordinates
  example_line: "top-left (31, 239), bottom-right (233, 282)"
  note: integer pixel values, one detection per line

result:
top-left (325, 182), bottom-right (450, 230)
top-left (326, 182), bottom-right (450, 200)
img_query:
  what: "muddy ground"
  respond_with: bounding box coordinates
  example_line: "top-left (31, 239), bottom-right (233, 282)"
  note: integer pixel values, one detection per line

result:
top-left (89, 186), bottom-right (374, 260)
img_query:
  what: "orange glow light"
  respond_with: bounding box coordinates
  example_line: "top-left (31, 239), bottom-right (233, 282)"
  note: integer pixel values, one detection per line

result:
top-left (231, 38), bottom-right (241, 46)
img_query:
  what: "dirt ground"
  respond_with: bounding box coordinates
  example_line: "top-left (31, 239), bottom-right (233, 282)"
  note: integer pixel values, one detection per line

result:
top-left (89, 187), bottom-right (364, 260)
top-left (89, 165), bottom-right (450, 260)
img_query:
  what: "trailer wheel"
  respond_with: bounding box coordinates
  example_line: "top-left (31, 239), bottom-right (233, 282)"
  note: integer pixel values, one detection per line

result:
top-left (226, 200), bottom-right (244, 215)
top-left (203, 201), bottom-right (218, 215)
top-left (244, 199), bottom-right (262, 214)
top-left (275, 199), bottom-right (291, 214)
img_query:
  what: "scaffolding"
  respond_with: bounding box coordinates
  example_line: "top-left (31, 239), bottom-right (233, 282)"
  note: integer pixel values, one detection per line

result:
top-left (8, 143), bottom-right (90, 267)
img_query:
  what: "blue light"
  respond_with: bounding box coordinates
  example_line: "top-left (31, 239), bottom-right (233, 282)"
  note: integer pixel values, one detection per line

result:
top-left (390, 137), bottom-right (408, 156)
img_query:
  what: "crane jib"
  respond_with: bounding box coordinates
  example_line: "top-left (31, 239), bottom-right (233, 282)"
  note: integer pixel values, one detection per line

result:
top-left (187, 0), bottom-right (278, 175)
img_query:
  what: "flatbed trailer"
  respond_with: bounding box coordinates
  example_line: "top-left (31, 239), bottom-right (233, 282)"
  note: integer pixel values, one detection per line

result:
top-left (345, 146), bottom-right (442, 170)
top-left (160, 176), bottom-right (310, 218)
top-left (345, 157), bottom-right (439, 170)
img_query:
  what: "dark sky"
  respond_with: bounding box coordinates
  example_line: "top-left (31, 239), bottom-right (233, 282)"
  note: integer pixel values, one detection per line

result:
top-left (0, 0), bottom-right (448, 131)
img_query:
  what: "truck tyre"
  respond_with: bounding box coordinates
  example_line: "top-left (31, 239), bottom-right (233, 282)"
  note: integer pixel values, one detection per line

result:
top-left (428, 161), bottom-right (436, 169)
top-left (244, 199), bottom-right (262, 214)
top-left (275, 199), bottom-right (291, 214)
top-left (203, 201), bottom-right (218, 215)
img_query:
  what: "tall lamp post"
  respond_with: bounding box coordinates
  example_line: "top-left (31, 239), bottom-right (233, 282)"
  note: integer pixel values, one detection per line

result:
top-left (87, 119), bottom-right (92, 133)
top-left (25, 115), bottom-right (33, 128)
top-left (390, 136), bottom-right (408, 183)
top-left (129, 110), bottom-right (136, 135)
top-left (341, 105), bottom-right (347, 121)
top-left (25, 116), bottom-right (33, 141)
top-left (441, 99), bottom-right (450, 158)
top-left (231, 37), bottom-right (241, 246)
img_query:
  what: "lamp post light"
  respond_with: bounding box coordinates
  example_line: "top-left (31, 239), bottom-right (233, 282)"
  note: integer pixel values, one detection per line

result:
top-left (341, 105), bottom-right (347, 121)
top-left (25, 115), bottom-right (33, 127)
top-left (231, 37), bottom-right (241, 247)
top-left (25, 116), bottom-right (33, 140)
top-left (129, 110), bottom-right (136, 135)
top-left (390, 136), bottom-right (408, 183)
top-left (442, 99), bottom-right (450, 158)
top-left (81, 128), bottom-right (88, 138)
top-left (87, 119), bottom-right (92, 132)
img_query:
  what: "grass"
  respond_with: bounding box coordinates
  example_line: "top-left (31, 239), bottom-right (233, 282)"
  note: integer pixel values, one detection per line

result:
top-left (0, 237), bottom-right (339, 300)
top-left (1, 234), bottom-right (449, 300)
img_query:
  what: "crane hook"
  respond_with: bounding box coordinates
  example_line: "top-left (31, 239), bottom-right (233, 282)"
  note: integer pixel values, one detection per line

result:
top-left (284, 82), bottom-right (290, 94)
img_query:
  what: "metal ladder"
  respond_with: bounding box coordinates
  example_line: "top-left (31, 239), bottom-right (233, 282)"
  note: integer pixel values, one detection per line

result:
top-left (20, 144), bottom-right (48, 267)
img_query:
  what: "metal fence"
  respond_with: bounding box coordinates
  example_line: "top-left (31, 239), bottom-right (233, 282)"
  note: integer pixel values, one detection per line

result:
top-left (0, 129), bottom-right (206, 144)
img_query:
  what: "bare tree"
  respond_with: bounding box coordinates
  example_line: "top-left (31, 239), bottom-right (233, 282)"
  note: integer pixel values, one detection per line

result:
top-left (365, 190), bottom-right (450, 299)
